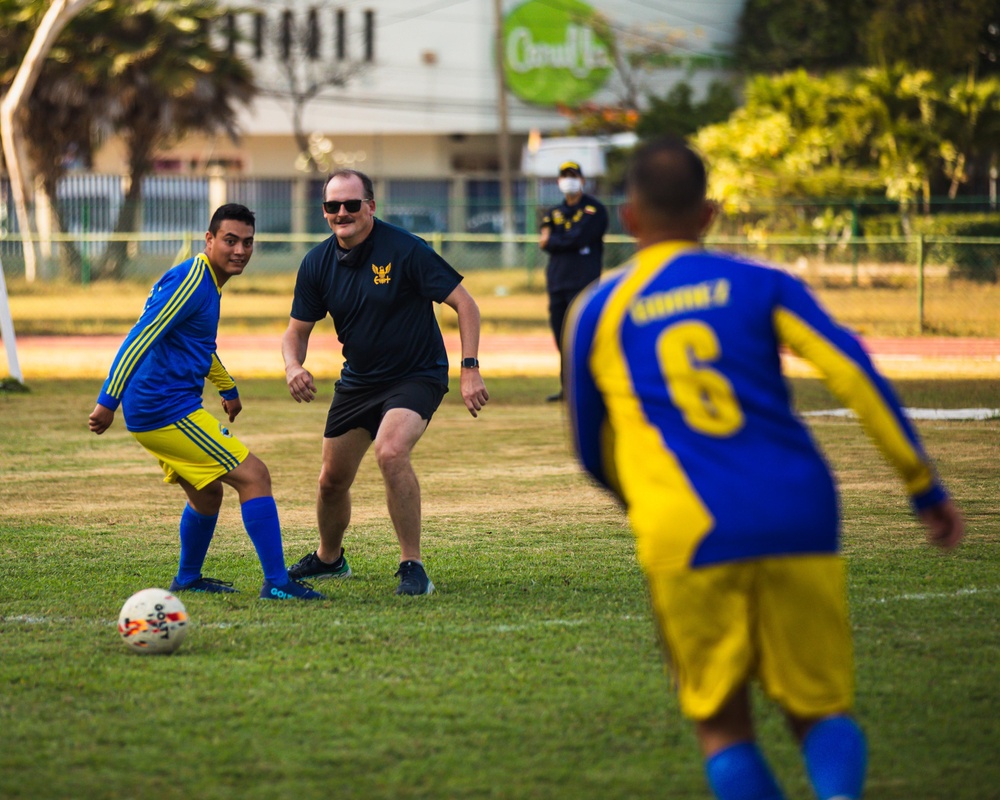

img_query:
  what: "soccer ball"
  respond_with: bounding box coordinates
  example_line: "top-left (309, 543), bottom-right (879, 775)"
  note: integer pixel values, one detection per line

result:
top-left (118, 588), bottom-right (189, 654)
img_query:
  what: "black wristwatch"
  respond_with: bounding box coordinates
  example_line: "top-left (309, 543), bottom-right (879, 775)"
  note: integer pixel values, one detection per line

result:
top-left (461, 357), bottom-right (480, 369)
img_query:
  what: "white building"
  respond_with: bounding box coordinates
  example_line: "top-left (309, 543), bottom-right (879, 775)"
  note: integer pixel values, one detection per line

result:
top-left (92, 0), bottom-right (745, 182)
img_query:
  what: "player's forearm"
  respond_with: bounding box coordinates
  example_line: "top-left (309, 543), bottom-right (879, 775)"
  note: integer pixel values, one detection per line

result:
top-left (281, 326), bottom-right (310, 371)
top-left (775, 304), bottom-right (943, 503)
top-left (455, 295), bottom-right (482, 361)
top-left (207, 353), bottom-right (238, 398)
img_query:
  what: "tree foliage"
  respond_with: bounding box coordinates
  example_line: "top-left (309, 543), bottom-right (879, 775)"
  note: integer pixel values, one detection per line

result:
top-left (0, 0), bottom-right (256, 279)
top-left (635, 80), bottom-right (738, 139)
top-left (863, 0), bottom-right (1000, 75)
top-left (694, 68), bottom-right (1000, 228)
top-left (736, 0), bottom-right (1000, 77)
top-left (735, 0), bottom-right (866, 73)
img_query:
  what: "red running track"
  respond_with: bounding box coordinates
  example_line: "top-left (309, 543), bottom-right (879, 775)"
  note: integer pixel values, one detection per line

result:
top-left (6, 333), bottom-right (1000, 379)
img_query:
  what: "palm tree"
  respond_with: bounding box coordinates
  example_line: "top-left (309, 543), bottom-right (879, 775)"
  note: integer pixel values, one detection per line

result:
top-left (853, 65), bottom-right (942, 218)
top-left (938, 75), bottom-right (1000, 198)
top-left (90, 0), bottom-right (256, 278)
top-left (2, 0), bottom-right (256, 280)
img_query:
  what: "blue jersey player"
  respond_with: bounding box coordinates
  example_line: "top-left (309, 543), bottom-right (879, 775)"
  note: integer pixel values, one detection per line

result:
top-left (565, 137), bottom-right (964, 800)
top-left (89, 204), bottom-right (325, 601)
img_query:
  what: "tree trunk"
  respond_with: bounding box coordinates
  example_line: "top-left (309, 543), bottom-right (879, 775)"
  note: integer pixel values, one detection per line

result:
top-left (94, 177), bottom-right (144, 280)
top-left (0, 0), bottom-right (93, 282)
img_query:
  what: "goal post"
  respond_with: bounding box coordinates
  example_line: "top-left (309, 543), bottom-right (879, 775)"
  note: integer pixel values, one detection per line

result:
top-left (0, 252), bottom-right (24, 383)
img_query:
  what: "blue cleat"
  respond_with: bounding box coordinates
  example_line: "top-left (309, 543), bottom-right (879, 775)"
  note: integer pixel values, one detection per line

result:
top-left (259, 578), bottom-right (327, 600)
top-left (169, 576), bottom-right (238, 593)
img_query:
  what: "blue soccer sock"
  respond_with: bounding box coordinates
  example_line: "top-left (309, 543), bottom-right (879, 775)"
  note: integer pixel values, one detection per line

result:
top-left (176, 504), bottom-right (218, 585)
top-left (705, 742), bottom-right (785, 800)
top-left (241, 496), bottom-right (290, 585)
top-left (802, 716), bottom-right (867, 800)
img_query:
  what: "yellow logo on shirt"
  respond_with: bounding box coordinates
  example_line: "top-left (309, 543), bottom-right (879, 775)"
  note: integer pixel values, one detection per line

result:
top-left (372, 262), bottom-right (392, 285)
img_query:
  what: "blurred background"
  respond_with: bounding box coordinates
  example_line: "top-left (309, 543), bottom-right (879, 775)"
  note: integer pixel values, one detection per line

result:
top-left (2, 0), bottom-right (1000, 331)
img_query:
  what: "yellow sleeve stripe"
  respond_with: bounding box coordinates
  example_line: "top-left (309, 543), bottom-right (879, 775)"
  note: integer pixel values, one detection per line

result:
top-left (107, 257), bottom-right (207, 397)
top-left (591, 242), bottom-right (715, 571)
top-left (207, 353), bottom-right (236, 392)
top-left (774, 307), bottom-right (935, 496)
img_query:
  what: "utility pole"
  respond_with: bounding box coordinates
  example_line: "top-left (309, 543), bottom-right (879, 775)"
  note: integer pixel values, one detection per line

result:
top-left (492, 0), bottom-right (516, 267)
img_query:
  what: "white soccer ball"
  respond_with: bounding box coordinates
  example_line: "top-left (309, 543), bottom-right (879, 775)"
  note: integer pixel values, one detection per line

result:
top-left (118, 588), bottom-right (189, 654)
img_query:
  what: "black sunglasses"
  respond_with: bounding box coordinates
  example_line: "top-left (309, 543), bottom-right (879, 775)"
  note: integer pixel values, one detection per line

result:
top-left (323, 199), bottom-right (366, 214)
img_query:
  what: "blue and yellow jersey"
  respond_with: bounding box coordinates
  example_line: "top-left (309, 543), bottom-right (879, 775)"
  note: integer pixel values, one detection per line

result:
top-left (566, 242), bottom-right (947, 573)
top-left (96, 254), bottom-right (239, 432)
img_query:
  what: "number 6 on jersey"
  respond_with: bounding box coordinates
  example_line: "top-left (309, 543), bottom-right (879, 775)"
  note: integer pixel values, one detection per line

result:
top-left (657, 320), bottom-right (744, 437)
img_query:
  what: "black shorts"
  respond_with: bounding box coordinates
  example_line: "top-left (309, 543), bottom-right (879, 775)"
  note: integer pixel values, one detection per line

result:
top-left (325, 379), bottom-right (448, 440)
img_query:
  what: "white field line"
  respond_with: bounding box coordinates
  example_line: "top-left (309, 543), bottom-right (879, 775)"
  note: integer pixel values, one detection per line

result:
top-left (4, 588), bottom-right (994, 631)
top-left (2, 615), bottom-right (276, 629)
top-left (1, 615), bottom-right (587, 633)
top-left (859, 586), bottom-right (997, 605)
top-left (490, 619), bottom-right (589, 633)
top-left (803, 408), bottom-right (1000, 421)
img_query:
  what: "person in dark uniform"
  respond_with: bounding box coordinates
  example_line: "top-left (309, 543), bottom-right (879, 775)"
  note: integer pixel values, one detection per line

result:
top-left (282, 169), bottom-right (489, 596)
top-left (539, 160), bottom-right (608, 401)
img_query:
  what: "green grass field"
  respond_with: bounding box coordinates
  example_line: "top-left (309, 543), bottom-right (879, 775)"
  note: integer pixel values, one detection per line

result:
top-left (0, 376), bottom-right (997, 799)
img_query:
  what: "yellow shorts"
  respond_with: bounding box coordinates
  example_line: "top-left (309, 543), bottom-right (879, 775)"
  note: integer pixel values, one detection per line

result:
top-left (132, 408), bottom-right (249, 491)
top-left (647, 554), bottom-right (854, 721)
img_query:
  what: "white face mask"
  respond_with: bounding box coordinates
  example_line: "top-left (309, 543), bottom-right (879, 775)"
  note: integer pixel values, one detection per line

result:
top-left (558, 177), bottom-right (583, 196)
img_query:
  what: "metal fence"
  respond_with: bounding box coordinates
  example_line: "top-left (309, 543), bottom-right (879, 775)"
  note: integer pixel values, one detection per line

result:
top-left (2, 228), bottom-right (998, 335)
top-left (2, 174), bottom-right (999, 336)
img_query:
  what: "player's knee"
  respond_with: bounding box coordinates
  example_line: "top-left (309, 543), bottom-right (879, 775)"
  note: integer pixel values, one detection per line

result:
top-left (318, 465), bottom-right (353, 497)
top-left (233, 453), bottom-right (272, 494)
top-left (374, 439), bottom-right (411, 473)
top-left (189, 482), bottom-right (224, 515)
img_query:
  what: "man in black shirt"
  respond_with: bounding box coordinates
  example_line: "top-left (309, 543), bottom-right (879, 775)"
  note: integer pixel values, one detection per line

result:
top-left (540, 160), bottom-right (608, 401)
top-left (282, 169), bottom-right (489, 595)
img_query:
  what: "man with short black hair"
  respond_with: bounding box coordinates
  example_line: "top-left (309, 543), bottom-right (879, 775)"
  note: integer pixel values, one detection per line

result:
top-left (283, 169), bottom-right (489, 596)
top-left (539, 160), bottom-right (608, 401)
top-left (89, 204), bottom-right (325, 601)
top-left (565, 137), bottom-right (964, 800)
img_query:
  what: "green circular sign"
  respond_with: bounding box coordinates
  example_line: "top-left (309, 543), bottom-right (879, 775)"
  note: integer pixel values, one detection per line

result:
top-left (503, 0), bottom-right (613, 106)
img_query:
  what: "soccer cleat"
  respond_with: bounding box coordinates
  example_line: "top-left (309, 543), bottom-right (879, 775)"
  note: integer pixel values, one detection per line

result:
top-left (259, 578), bottom-right (327, 600)
top-left (394, 560), bottom-right (435, 596)
top-left (287, 548), bottom-right (352, 580)
top-left (168, 576), bottom-right (238, 594)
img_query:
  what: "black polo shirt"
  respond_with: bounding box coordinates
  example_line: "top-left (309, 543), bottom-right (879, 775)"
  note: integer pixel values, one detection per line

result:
top-left (541, 192), bottom-right (608, 293)
top-left (291, 219), bottom-right (462, 389)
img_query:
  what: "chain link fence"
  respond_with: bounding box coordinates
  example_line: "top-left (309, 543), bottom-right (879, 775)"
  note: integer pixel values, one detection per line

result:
top-left (2, 229), bottom-right (997, 336)
top-left (2, 175), bottom-right (998, 336)
top-left (703, 236), bottom-right (1000, 337)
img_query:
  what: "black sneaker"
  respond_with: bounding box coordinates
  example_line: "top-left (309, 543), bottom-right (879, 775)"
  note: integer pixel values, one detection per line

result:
top-left (287, 548), bottom-right (352, 580)
top-left (395, 560), bottom-right (434, 596)
top-left (169, 576), bottom-right (238, 594)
